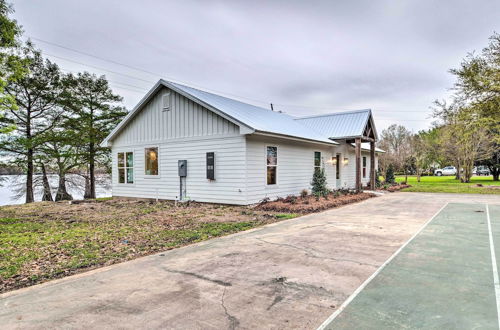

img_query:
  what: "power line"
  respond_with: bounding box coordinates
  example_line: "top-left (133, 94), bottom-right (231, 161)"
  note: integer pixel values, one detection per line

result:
top-left (35, 38), bottom-right (434, 123)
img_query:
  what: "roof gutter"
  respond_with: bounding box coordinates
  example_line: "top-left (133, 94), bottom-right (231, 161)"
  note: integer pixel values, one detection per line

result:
top-left (253, 131), bottom-right (338, 146)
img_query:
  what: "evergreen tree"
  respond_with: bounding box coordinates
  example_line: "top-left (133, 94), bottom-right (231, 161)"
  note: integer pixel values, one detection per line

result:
top-left (0, 44), bottom-right (64, 203)
top-left (385, 164), bottom-right (395, 184)
top-left (311, 168), bottom-right (329, 197)
top-left (64, 72), bottom-right (126, 199)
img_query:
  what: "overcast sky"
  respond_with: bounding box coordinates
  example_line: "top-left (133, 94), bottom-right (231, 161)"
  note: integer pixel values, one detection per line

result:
top-left (11, 0), bottom-right (500, 132)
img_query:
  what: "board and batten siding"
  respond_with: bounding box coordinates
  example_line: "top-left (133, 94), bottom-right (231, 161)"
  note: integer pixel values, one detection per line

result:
top-left (245, 135), bottom-right (336, 204)
top-left (112, 87), bottom-right (240, 146)
top-left (110, 87), bottom-right (247, 204)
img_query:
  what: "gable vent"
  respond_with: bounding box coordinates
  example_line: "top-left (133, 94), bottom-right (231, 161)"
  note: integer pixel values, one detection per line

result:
top-left (162, 93), bottom-right (171, 111)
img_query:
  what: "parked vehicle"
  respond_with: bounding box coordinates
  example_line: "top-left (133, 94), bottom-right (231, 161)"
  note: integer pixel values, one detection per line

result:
top-left (434, 166), bottom-right (457, 176)
top-left (475, 165), bottom-right (491, 176)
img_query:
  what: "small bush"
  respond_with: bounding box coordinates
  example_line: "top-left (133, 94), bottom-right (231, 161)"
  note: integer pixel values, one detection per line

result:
top-left (375, 169), bottom-right (381, 188)
top-left (311, 168), bottom-right (329, 197)
top-left (284, 195), bottom-right (297, 204)
top-left (300, 189), bottom-right (309, 198)
top-left (385, 164), bottom-right (395, 184)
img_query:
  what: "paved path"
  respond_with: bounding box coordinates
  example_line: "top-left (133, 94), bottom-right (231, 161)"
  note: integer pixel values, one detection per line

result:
top-left (1, 193), bottom-right (499, 329)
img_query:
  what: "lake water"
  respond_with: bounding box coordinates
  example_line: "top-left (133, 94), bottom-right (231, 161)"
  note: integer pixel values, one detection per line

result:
top-left (0, 175), bottom-right (112, 206)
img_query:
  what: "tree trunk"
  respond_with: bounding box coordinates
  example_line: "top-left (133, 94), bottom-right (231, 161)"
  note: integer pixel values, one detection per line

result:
top-left (455, 161), bottom-right (461, 181)
top-left (83, 172), bottom-right (92, 199)
top-left (41, 164), bottom-right (53, 202)
top-left (26, 148), bottom-right (34, 203)
top-left (55, 172), bottom-right (73, 201)
top-left (417, 168), bottom-right (421, 183)
top-left (89, 143), bottom-right (96, 199)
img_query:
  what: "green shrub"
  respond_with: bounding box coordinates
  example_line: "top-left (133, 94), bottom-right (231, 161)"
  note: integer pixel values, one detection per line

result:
top-left (385, 164), bottom-right (395, 184)
top-left (311, 168), bottom-right (329, 197)
top-left (375, 169), bottom-right (382, 188)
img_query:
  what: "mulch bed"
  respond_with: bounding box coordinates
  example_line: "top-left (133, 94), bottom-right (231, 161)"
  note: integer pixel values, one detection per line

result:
top-left (255, 192), bottom-right (376, 213)
top-left (375, 183), bottom-right (411, 192)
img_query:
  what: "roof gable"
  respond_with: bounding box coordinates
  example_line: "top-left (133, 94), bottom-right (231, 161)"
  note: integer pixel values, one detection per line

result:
top-left (102, 80), bottom-right (337, 146)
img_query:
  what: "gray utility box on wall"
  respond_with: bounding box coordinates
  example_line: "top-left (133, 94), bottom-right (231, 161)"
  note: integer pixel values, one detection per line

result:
top-left (178, 160), bottom-right (187, 177)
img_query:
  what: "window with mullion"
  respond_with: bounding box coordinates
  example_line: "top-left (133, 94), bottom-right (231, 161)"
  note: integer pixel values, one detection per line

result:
top-left (314, 151), bottom-right (321, 174)
top-left (266, 146), bottom-right (277, 185)
top-left (118, 152), bottom-right (134, 184)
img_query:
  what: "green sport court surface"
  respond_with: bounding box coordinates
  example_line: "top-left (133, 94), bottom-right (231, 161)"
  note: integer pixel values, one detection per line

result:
top-left (319, 203), bottom-right (500, 329)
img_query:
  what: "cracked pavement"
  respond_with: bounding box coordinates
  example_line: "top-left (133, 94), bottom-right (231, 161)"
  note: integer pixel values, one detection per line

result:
top-left (2, 192), bottom-right (499, 329)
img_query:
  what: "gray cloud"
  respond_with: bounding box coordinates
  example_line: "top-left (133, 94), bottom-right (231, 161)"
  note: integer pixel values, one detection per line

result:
top-left (11, 0), bottom-right (500, 132)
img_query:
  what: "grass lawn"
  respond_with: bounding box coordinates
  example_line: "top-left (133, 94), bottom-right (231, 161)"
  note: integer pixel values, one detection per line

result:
top-left (0, 199), bottom-right (298, 293)
top-left (396, 175), bottom-right (500, 194)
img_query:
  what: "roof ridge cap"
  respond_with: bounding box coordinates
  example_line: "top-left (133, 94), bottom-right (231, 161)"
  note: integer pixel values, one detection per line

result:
top-left (295, 109), bottom-right (371, 120)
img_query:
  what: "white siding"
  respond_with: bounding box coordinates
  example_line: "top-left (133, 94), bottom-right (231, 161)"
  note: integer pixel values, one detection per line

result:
top-left (333, 142), bottom-right (378, 188)
top-left (245, 135), bottom-right (337, 204)
top-left (112, 87), bottom-right (240, 147)
top-left (110, 87), bottom-right (247, 205)
top-left (112, 136), bottom-right (247, 204)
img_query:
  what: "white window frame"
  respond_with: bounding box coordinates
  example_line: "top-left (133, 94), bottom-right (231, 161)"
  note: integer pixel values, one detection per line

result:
top-left (144, 146), bottom-right (160, 178)
top-left (362, 156), bottom-right (367, 178)
top-left (314, 151), bottom-right (322, 173)
top-left (117, 151), bottom-right (134, 184)
top-left (266, 145), bottom-right (278, 186)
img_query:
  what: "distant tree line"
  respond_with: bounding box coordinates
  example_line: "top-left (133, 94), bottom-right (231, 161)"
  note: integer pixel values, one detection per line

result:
top-left (0, 1), bottom-right (126, 203)
top-left (378, 33), bottom-right (499, 183)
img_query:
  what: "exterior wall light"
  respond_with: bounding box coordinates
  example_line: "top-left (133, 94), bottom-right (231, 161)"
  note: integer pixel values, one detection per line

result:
top-left (331, 157), bottom-right (337, 165)
top-left (343, 157), bottom-right (349, 165)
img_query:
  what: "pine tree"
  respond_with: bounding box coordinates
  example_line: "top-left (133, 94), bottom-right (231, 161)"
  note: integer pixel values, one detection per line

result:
top-left (311, 168), bottom-right (329, 197)
top-left (64, 72), bottom-right (126, 199)
top-left (385, 164), bottom-right (395, 184)
top-left (0, 44), bottom-right (64, 203)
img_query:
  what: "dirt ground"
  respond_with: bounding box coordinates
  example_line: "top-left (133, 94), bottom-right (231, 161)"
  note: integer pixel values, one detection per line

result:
top-left (0, 199), bottom-right (294, 293)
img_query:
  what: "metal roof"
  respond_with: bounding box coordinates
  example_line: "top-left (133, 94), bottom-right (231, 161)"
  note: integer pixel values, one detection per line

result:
top-left (294, 109), bottom-right (374, 140)
top-left (103, 80), bottom-right (380, 147)
top-left (102, 80), bottom-right (337, 146)
top-left (166, 81), bottom-right (336, 144)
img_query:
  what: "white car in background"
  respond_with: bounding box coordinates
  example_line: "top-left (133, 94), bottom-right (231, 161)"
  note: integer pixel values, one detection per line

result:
top-left (434, 166), bottom-right (457, 176)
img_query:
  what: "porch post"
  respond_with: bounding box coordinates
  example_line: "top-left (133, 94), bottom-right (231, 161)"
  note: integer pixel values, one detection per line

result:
top-left (370, 141), bottom-right (376, 189)
top-left (355, 138), bottom-right (361, 192)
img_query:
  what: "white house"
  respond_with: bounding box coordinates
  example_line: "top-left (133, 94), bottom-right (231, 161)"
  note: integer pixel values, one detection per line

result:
top-left (101, 80), bottom-right (383, 205)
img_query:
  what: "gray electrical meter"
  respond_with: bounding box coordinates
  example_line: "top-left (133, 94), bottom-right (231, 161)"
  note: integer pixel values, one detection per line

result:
top-left (178, 160), bottom-right (187, 177)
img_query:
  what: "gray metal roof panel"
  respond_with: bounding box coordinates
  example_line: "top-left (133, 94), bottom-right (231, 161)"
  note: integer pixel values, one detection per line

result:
top-left (166, 81), bottom-right (336, 145)
top-left (294, 109), bottom-right (372, 139)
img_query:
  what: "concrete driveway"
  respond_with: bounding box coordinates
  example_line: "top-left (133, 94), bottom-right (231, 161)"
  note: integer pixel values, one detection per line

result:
top-left (1, 192), bottom-right (499, 330)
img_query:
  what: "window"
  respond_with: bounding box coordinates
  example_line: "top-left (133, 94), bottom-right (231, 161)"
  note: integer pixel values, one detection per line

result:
top-left (118, 152), bottom-right (134, 183)
top-left (145, 147), bottom-right (159, 175)
top-left (314, 151), bottom-right (321, 174)
top-left (362, 156), bottom-right (367, 178)
top-left (267, 146), bottom-right (277, 185)
top-left (336, 154), bottom-right (340, 180)
top-left (206, 152), bottom-right (215, 180)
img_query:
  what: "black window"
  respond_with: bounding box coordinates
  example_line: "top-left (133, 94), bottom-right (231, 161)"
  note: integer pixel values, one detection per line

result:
top-left (207, 152), bottom-right (215, 180)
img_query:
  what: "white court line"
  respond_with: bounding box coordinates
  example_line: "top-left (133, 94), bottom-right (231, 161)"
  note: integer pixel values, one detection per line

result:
top-left (316, 202), bottom-right (449, 330)
top-left (486, 204), bottom-right (500, 329)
